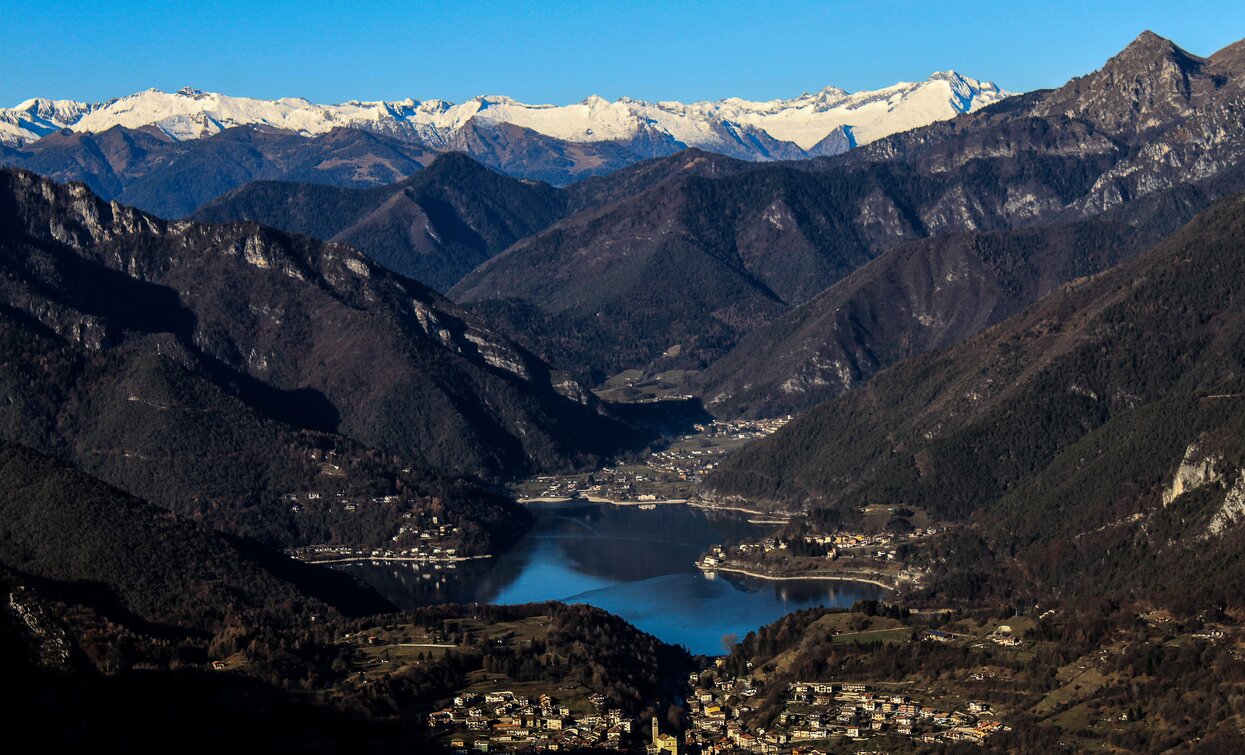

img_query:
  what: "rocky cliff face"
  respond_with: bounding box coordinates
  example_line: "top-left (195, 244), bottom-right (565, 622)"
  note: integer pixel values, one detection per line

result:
top-left (1162, 441), bottom-right (1224, 506)
top-left (1208, 474), bottom-right (1245, 537)
top-left (1161, 440), bottom-right (1245, 539)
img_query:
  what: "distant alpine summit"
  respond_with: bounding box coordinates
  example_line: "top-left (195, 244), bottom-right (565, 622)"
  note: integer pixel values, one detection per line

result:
top-left (0, 73), bottom-right (1010, 160)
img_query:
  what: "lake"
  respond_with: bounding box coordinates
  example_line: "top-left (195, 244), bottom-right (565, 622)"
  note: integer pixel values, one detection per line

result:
top-left (340, 501), bottom-right (886, 655)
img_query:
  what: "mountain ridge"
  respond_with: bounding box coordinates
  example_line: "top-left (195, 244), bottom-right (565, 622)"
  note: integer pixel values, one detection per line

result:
top-left (696, 159), bottom-right (1245, 417)
top-left (193, 152), bottom-right (568, 290)
top-left (0, 74), bottom-right (1011, 161)
top-left (447, 31), bottom-right (1245, 400)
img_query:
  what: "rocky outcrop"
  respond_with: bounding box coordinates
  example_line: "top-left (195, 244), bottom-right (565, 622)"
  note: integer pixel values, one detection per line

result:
top-left (1208, 473), bottom-right (1245, 536)
top-left (1162, 441), bottom-right (1223, 506)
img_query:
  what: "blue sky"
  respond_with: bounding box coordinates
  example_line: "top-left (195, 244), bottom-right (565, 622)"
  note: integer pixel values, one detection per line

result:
top-left (3, 0), bottom-right (1245, 106)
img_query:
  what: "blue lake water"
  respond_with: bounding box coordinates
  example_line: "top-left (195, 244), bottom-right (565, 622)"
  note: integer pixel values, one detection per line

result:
top-left (340, 501), bottom-right (885, 655)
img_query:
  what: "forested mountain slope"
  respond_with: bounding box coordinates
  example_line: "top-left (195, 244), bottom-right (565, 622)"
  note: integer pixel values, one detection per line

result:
top-left (707, 192), bottom-right (1245, 607)
top-left (0, 168), bottom-right (658, 551)
top-left (0, 442), bottom-right (390, 628)
top-left (698, 163), bottom-right (1245, 417)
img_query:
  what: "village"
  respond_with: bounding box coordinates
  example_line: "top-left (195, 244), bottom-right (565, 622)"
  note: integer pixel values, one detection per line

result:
top-left (512, 418), bottom-right (792, 504)
top-left (422, 661), bottom-right (1014, 754)
top-left (285, 493), bottom-right (475, 564)
top-left (680, 666), bottom-right (1011, 752)
top-left (285, 539), bottom-right (467, 565)
top-left (328, 614), bottom-right (650, 753)
top-left (429, 690), bottom-right (639, 752)
top-left (695, 511), bottom-right (939, 590)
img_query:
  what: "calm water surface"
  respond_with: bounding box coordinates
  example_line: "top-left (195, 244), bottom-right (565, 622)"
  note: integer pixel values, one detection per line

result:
top-left (340, 501), bottom-right (885, 655)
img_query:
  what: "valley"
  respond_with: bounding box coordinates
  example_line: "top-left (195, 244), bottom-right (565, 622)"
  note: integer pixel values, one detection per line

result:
top-left (7, 16), bottom-right (1245, 755)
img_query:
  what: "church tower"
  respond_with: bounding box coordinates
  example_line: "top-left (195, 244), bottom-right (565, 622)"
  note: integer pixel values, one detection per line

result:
top-left (650, 715), bottom-right (678, 755)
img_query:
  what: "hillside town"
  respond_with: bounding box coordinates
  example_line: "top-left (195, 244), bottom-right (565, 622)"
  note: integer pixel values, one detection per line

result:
top-left (681, 666), bottom-right (1011, 752)
top-left (428, 689), bottom-right (636, 752)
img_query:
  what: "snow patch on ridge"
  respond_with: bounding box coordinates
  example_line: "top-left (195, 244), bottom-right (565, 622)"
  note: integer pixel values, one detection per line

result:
top-left (0, 74), bottom-right (1013, 156)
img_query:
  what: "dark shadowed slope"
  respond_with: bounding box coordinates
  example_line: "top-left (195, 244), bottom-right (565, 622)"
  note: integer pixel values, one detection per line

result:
top-left (0, 168), bottom-right (662, 554)
top-left (1, 168), bottom-right (638, 480)
top-left (0, 442), bottom-right (390, 628)
top-left (450, 164), bottom-right (924, 374)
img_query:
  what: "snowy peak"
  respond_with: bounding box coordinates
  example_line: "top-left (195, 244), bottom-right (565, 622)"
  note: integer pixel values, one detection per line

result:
top-left (13, 97), bottom-right (95, 124)
top-left (928, 70), bottom-right (997, 111)
top-left (0, 97), bottom-right (96, 146)
top-left (703, 70), bottom-right (1007, 149)
top-left (0, 74), bottom-right (1013, 160)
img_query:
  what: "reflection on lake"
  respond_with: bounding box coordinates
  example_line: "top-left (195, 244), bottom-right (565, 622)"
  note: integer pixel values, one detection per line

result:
top-left (340, 501), bottom-right (885, 655)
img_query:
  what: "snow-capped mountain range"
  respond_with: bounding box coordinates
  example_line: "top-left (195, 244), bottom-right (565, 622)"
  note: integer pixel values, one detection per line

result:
top-left (1, 72), bottom-right (1011, 159)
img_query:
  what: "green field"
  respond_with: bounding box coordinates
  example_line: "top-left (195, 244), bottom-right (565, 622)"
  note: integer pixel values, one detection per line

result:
top-left (593, 369), bottom-right (697, 403)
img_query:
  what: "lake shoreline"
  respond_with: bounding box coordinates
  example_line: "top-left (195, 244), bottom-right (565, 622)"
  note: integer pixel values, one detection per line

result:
top-left (705, 564), bottom-right (896, 591)
top-left (517, 495), bottom-right (688, 506)
top-left (688, 499), bottom-right (794, 520)
top-left (298, 554), bottom-right (493, 566)
top-left (341, 500), bottom-right (887, 656)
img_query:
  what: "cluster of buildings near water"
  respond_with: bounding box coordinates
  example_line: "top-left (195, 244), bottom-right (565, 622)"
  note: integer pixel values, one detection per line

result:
top-left (695, 523), bottom-right (939, 588)
top-left (525, 465), bottom-right (681, 504)
top-left (428, 690), bottom-right (635, 752)
top-left (285, 541), bottom-right (465, 564)
top-left (642, 418), bottom-right (793, 488)
top-left (699, 524), bottom-right (939, 562)
top-left (681, 668), bottom-right (1009, 752)
top-left (285, 505), bottom-right (470, 563)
